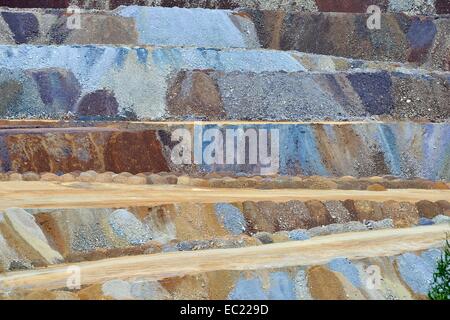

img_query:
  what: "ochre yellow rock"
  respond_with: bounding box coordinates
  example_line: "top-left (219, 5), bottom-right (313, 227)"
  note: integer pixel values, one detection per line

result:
top-left (367, 184), bottom-right (387, 191)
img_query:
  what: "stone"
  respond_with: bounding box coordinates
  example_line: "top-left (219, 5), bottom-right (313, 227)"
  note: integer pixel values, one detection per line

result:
top-left (371, 219), bottom-right (394, 230)
top-left (253, 232), bottom-right (273, 244)
top-left (167, 71), bottom-right (225, 118)
top-left (272, 231), bottom-right (290, 243)
top-left (149, 174), bottom-right (167, 185)
top-left (165, 175), bottom-right (178, 184)
top-left (21, 171), bottom-right (40, 181)
top-left (95, 172), bottom-right (114, 183)
top-left (418, 217), bottom-right (434, 226)
top-left (346, 200), bottom-right (383, 222)
top-left (109, 209), bottom-right (152, 245)
top-left (190, 178), bottom-right (208, 187)
top-left (432, 182), bottom-right (449, 190)
top-left (435, 200), bottom-right (450, 216)
top-left (305, 200), bottom-right (334, 227)
top-left (127, 175), bottom-right (147, 185)
top-left (432, 215), bottom-right (450, 225)
top-left (76, 90), bottom-right (119, 117)
top-left (367, 183), bottom-right (387, 191)
top-left (8, 173), bottom-right (22, 181)
top-left (381, 201), bottom-right (419, 227)
top-left (307, 266), bottom-right (347, 300)
top-left (130, 280), bottom-right (171, 300)
top-left (79, 171), bottom-right (96, 182)
top-left (177, 176), bottom-right (191, 185)
top-left (102, 280), bottom-right (133, 300)
top-left (214, 203), bottom-right (247, 235)
top-left (40, 172), bottom-right (60, 182)
top-left (288, 229), bottom-right (310, 241)
top-left (112, 172), bottom-right (132, 184)
top-left (60, 173), bottom-right (76, 182)
top-left (3, 208), bottom-right (63, 264)
top-left (416, 200), bottom-right (442, 219)
top-left (324, 201), bottom-right (352, 223)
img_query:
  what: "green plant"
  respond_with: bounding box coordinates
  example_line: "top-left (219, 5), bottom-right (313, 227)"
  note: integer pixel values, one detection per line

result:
top-left (428, 236), bottom-right (450, 300)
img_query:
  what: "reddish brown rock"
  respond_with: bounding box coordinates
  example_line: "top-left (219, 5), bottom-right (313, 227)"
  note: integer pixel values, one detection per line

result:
top-left (435, 200), bottom-right (450, 216)
top-left (167, 71), bottom-right (225, 119)
top-left (242, 200), bottom-right (315, 233)
top-left (381, 201), bottom-right (419, 227)
top-left (305, 200), bottom-right (334, 226)
top-left (315, 0), bottom-right (388, 12)
top-left (436, 0), bottom-right (450, 14)
top-left (104, 130), bottom-right (169, 174)
top-left (242, 201), bottom-right (278, 234)
top-left (76, 90), bottom-right (119, 117)
top-left (34, 212), bottom-right (67, 256)
top-left (352, 200), bottom-right (384, 222)
top-left (416, 200), bottom-right (442, 219)
top-left (307, 266), bottom-right (347, 300)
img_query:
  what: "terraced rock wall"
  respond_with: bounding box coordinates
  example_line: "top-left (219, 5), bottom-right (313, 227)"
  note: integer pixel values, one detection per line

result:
top-left (1, 122), bottom-right (448, 179)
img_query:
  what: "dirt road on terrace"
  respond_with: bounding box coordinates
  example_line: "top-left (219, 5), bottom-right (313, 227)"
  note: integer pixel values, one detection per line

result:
top-left (1, 224), bottom-right (448, 291)
top-left (0, 181), bottom-right (449, 209)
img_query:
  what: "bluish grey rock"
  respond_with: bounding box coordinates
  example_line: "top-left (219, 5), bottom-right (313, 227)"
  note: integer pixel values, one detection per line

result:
top-left (268, 272), bottom-right (296, 300)
top-left (294, 269), bottom-right (313, 300)
top-left (418, 217), bottom-right (435, 226)
top-left (396, 250), bottom-right (441, 295)
top-left (130, 280), bottom-right (171, 300)
top-left (288, 229), bottom-right (310, 241)
top-left (109, 209), bottom-right (152, 245)
top-left (214, 203), bottom-right (247, 235)
top-left (228, 276), bottom-right (268, 300)
top-left (118, 6), bottom-right (260, 48)
top-left (432, 215), bottom-right (450, 225)
top-left (327, 258), bottom-right (362, 288)
top-left (102, 280), bottom-right (132, 299)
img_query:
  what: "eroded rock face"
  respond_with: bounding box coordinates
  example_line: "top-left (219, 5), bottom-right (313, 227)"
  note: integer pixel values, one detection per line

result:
top-left (0, 208), bottom-right (63, 268)
top-left (0, 9), bottom-right (138, 44)
top-left (3, 252), bottom-right (438, 300)
top-left (1, 45), bottom-right (449, 121)
top-left (247, 10), bottom-right (449, 69)
top-left (381, 201), bottom-right (420, 227)
top-left (0, 0), bottom-right (443, 14)
top-left (0, 122), bottom-right (448, 180)
top-left (167, 71), bottom-right (225, 119)
top-left (0, 198), bottom-right (438, 269)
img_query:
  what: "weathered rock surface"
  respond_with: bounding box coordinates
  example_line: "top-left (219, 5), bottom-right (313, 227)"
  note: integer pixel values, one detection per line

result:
top-left (1, 0), bottom-right (447, 14)
top-left (0, 122), bottom-right (448, 180)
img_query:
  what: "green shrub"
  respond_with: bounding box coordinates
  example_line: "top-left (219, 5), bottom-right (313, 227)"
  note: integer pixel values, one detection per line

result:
top-left (428, 237), bottom-right (450, 300)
